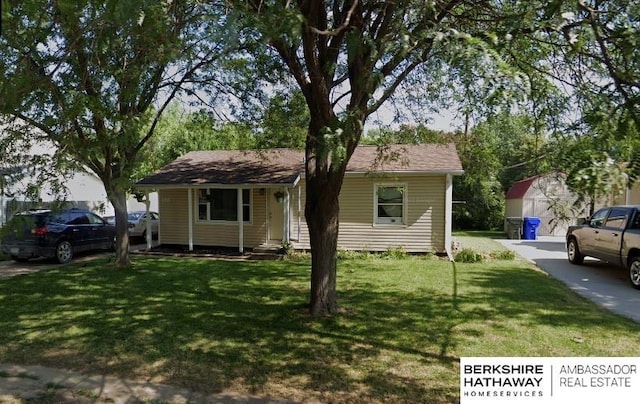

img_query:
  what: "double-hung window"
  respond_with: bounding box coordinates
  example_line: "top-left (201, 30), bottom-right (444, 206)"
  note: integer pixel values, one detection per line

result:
top-left (375, 184), bottom-right (406, 225)
top-left (198, 188), bottom-right (251, 222)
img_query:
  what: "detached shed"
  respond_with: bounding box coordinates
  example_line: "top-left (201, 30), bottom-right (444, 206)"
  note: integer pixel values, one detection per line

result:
top-left (505, 173), bottom-right (586, 236)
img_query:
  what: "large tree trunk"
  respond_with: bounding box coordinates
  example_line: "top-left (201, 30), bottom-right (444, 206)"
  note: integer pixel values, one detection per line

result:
top-left (303, 108), bottom-right (363, 316)
top-left (108, 189), bottom-right (131, 268)
top-left (305, 176), bottom-right (341, 315)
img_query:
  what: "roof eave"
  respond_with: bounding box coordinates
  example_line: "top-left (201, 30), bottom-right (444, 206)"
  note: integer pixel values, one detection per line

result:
top-left (298, 169), bottom-right (464, 179)
top-left (135, 179), bottom-right (301, 190)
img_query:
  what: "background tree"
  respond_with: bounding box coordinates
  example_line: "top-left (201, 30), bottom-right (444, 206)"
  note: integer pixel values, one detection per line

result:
top-left (520, 0), bottom-right (640, 215)
top-left (135, 97), bottom-right (308, 182)
top-left (362, 124), bottom-right (448, 146)
top-left (254, 91), bottom-right (308, 149)
top-left (552, 110), bottom-right (638, 216)
top-left (141, 106), bottom-right (256, 173)
top-left (451, 112), bottom-right (548, 229)
top-left (0, 0), bottom-right (228, 267)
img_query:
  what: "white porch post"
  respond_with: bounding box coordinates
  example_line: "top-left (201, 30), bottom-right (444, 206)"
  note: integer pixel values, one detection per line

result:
top-left (188, 188), bottom-right (194, 251)
top-left (445, 174), bottom-right (453, 258)
top-left (297, 185), bottom-right (301, 242)
top-left (238, 187), bottom-right (244, 253)
top-left (0, 191), bottom-right (4, 226)
top-left (144, 191), bottom-right (152, 250)
top-left (283, 187), bottom-right (290, 244)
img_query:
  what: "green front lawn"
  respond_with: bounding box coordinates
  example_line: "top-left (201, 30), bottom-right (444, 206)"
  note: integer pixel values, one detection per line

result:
top-left (0, 244), bottom-right (638, 402)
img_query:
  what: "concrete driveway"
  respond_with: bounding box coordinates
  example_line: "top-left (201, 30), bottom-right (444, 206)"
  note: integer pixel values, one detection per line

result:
top-left (0, 241), bottom-right (156, 279)
top-left (498, 236), bottom-right (640, 322)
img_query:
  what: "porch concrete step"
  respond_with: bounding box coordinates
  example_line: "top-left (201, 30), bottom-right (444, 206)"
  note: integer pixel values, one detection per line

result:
top-left (248, 252), bottom-right (283, 260)
top-left (252, 244), bottom-right (284, 254)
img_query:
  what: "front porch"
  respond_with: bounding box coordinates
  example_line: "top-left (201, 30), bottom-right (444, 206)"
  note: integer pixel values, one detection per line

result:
top-left (132, 243), bottom-right (285, 260)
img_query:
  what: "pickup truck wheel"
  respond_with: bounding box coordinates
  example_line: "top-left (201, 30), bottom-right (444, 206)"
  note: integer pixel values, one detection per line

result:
top-left (629, 257), bottom-right (640, 290)
top-left (567, 239), bottom-right (584, 265)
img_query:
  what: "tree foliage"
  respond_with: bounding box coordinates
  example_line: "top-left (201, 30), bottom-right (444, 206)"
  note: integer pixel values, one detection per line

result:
top-left (532, 1), bottom-right (640, 195)
top-left (0, 0), bottom-right (229, 267)
top-left (254, 91), bottom-right (308, 149)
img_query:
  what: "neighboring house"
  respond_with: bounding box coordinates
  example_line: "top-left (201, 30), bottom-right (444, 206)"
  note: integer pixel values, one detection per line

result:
top-left (1, 124), bottom-right (157, 225)
top-left (135, 143), bottom-right (464, 254)
top-left (0, 167), bottom-right (158, 226)
top-left (505, 173), bottom-right (587, 236)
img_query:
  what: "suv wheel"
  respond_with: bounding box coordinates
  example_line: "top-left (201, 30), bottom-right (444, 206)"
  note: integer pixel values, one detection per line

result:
top-left (567, 238), bottom-right (584, 265)
top-left (629, 257), bottom-right (640, 290)
top-left (55, 240), bottom-right (74, 264)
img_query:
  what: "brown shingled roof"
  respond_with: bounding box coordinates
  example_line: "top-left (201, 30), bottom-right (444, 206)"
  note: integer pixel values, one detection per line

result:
top-left (136, 143), bottom-right (463, 187)
top-left (347, 143), bottom-right (462, 173)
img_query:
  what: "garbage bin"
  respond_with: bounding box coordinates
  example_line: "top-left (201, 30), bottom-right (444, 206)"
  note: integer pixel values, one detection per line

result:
top-left (506, 217), bottom-right (523, 240)
top-left (523, 217), bottom-right (541, 240)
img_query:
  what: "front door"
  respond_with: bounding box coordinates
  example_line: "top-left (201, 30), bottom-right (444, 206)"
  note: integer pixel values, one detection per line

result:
top-left (269, 189), bottom-right (284, 242)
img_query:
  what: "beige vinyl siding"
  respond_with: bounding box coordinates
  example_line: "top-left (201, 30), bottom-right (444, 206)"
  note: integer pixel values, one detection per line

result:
top-left (158, 189), bottom-right (190, 244)
top-left (292, 175), bottom-right (447, 253)
top-left (158, 188), bottom-right (267, 248)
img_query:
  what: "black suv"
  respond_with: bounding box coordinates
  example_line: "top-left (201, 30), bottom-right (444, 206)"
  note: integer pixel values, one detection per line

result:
top-left (0, 208), bottom-right (116, 264)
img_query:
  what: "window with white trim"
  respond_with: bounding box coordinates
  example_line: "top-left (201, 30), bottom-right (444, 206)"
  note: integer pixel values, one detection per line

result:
top-left (374, 184), bottom-right (405, 225)
top-left (198, 188), bottom-right (250, 222)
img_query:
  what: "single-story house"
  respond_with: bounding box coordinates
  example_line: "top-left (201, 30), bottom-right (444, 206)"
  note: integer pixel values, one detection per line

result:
top-left (135, 143), bottom-right (463, 254)
top-left (504, 173), bottom-right (587, 236)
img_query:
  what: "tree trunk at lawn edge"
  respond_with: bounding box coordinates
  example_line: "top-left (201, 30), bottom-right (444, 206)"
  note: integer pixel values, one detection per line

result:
top-left (109, 189), bottom-right (131, 268)
top-left (306, 176), bottom-right (341, 316)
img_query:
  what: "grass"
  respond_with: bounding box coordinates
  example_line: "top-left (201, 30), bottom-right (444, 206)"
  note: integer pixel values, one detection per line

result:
top-left (0, 236), bottom-right (638, 403)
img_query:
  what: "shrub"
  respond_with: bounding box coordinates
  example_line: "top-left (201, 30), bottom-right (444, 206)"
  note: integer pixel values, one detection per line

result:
top-left (284, 250), bottom-right (311, 261)
top-left (381, 246), bottom-right (408, 260)
top-left (490, 249), bottom-right (516, 260)
top-left (337, 250), bottom-right (372, 260)
top-left (455, 248), bottom-right (484, 263)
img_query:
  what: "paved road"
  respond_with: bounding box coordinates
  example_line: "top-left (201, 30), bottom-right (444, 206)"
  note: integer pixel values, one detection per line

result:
top-left (498, 236), bottom-right (640, 322)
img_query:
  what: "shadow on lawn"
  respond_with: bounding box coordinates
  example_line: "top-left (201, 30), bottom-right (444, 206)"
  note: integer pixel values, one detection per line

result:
top-left (0, 257), bottom-right (638, 402)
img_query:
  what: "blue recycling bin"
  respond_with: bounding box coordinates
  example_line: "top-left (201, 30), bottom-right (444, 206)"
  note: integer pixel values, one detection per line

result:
top-left (522, 217), bottom-right (541, 240)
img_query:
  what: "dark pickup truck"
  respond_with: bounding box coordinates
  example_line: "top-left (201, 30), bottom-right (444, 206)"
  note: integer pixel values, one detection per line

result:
top-left (566, 205), bottom-right (640, 289)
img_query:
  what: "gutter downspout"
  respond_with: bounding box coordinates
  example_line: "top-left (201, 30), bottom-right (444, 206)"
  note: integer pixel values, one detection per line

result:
top-left (444, 173), bottom-right (460, 310)
top-left (188, 188), bottom-right (193, 251)
top-left (238, 187), bottom-right (244, 254)
top-left (445, 173), bottom-right (453, 254)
